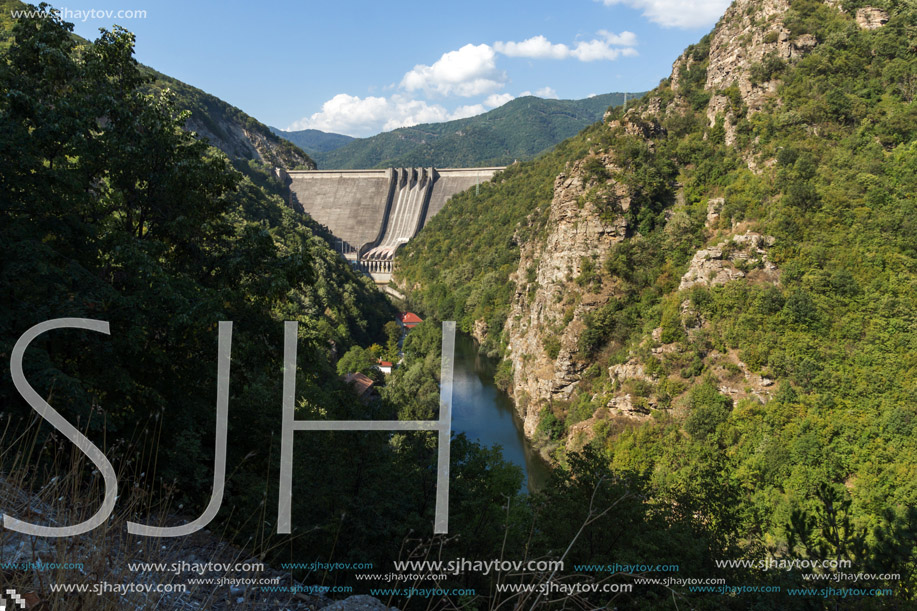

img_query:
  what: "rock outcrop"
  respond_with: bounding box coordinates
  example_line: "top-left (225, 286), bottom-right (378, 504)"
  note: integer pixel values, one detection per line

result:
top-left (856, 7), bottom-right (889, 29)
top-left (505, 153), bottom-right (628, 436)
top-left (679, 231), bottom-right (778, 291)
top-left (702, 0), bottom-right (820, 145)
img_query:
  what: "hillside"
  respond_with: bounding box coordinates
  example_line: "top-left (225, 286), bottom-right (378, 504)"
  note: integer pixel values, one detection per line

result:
top-left (269, 126), bottom-right (355, 156)
top-left (143, 68), bottom-right (315, 169)
top-left (1, 0), bottom-right (314, 169)
top-left (311, 93), bottom-right (638, 169)
top-left (397, 0), bottom-right (917, 592)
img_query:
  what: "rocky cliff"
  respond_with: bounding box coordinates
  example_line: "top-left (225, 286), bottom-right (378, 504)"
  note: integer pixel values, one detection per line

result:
top-left (501, 0), bottom-right (884, 450)
top-left (505, 152), bottom-right (629, 437)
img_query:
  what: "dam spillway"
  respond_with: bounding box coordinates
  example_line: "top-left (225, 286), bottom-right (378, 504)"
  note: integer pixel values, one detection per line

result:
top-left (287, 167), bottom-right (503, 281)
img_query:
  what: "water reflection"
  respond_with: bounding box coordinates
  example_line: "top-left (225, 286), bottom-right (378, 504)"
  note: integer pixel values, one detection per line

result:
top-left (451, 333), bottom-right (551, 492)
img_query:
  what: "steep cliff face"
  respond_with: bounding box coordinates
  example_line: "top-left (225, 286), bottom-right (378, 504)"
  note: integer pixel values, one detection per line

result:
top-left (668, 0), bottom-right (821, 148)
top-left (501, 0), bottom-right (853, 446)
top-left (506, 153), bottom-right (628, 435)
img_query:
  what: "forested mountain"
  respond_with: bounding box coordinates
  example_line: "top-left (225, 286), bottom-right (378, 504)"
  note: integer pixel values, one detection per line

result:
top-left (309, 93), bottom-right (637, 169)
top-left (269, 126), bottom-right (355, 156)
top-left (397, 0), bottom-right (917, 597)
top-left (6, 0), bottom-right (917, 607)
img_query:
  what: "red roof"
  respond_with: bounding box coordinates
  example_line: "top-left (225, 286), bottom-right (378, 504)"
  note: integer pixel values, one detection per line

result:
top-left (343, 372), bottom-right (374, 396)
top-left (398, 312), bottom-right (423, 325)
top-left (377, 360), bottom-right (393, 367)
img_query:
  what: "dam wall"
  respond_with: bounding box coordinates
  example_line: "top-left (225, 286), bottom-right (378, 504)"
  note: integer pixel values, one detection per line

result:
top-left (287, 169), bottom-right (396, 254)
top-left (288, 167), bottom-right (503, 273)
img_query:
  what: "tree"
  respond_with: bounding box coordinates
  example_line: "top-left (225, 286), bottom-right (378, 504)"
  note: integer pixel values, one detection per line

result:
top-left (336, 345), bottom-right (377, 377)
top-left (383, 320), bottom-right (401, 360)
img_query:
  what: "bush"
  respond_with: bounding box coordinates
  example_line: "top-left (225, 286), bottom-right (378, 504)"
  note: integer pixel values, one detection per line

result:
top-left (684, 382), bottom-right (733, 439)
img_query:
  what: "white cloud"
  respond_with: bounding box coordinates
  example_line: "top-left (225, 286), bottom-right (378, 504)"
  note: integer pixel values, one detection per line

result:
top-left (599, 0), bottom-right (731, 28)
top-left (287, 93), bottom-right (495, 137)
top-left (449, 104), bottom-right (487, 120)
top-left (570, 39), bottom-right (638, 61)
top-left (401, 43), bottom-right (506, 97)
top-left (493, 35), bottom-right (569, 59)
top-left (494, 31), bottom-right (637, 62)
top-left (597, 29), bottom-right (638, 46)
top-left (535, 86), bottom-right (559, 99)
top-left (484, 93), bottom-right (515, 108)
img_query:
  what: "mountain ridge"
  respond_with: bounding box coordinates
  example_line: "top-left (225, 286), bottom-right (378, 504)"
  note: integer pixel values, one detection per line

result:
top-left (269, 127), bottom-right (355, 156)
top-left (307, 93), bottom-right (642, 169)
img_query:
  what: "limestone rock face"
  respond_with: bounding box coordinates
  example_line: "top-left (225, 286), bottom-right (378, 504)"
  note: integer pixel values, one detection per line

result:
top-left (679, 231), bottom-right (778, 291)
top-left (701, 0), bottom-right (824, 145)
top-left (856, 7), bottom-right (889, 29)
top-left (186, 116), bottom-right (313, 169)
top-left (505, 153), bottom-right (629, 436)
top-left (471, 319), bottom-right (489, 344)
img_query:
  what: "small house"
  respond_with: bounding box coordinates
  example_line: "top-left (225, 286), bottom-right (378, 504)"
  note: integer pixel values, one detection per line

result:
top-left (376, 360), bottom-right (393, 375)
top-left (397, 312), bottom-right (423, 330)
top-left (343, 372), bottom-right (376, 402)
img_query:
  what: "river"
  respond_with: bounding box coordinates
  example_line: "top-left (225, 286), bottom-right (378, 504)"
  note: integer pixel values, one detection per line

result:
top-left (450, 332), bottom-right (551, 492)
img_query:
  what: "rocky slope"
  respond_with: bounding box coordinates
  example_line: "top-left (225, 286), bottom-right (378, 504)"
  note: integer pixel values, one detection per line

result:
top-left (505, 153), bottom-right (629, 437)
top-left (500, 0), bottom-right (892, 450)
top-left (145, 69), bottom-right (315, 170)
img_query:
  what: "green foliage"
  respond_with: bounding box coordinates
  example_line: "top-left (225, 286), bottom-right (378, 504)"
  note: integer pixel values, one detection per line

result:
top-left (397, 0), bottom-right (917, 597)
top-left (536, 405), bottom-right (565, 441)
top-left (684, 382), bottom-right (733, 440)
top-left (749, 53), bottom-right (787, 84)
top-left (336, 346), bottom-right (377, 377)
top-left (0, 5), bottom-right (404, 572)
top-left (382, 320), bottom-right (401, 360)
top-left (542, 336), bottom-right (561, 360)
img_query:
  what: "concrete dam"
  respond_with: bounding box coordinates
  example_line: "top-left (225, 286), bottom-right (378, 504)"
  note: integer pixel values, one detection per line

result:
top-left (287, 167), bottom-right (503, 281)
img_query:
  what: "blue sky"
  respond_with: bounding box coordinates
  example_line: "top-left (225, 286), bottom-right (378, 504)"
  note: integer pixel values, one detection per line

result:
top-left (60, 0), bottom-right (732, 137)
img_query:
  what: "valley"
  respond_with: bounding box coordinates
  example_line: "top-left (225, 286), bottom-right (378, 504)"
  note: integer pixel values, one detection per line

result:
top-left (1, 0), bottom-right (915, 608)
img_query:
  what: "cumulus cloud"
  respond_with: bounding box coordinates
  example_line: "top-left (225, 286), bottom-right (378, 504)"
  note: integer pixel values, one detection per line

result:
top-left (401, 43), bottom-right (506, 97)
top-left (494, 30), bottom-right (637, 62)
top-left (599, 0), bottom-right (731, 28)
top-left (287, 93), bottom-right (496, 137)
top-left (484, 93), bottom-right (515, 108)
top-left (535, 86), bottom-right (559, 99)
top-left (493, 35), bottom-right (569, 60)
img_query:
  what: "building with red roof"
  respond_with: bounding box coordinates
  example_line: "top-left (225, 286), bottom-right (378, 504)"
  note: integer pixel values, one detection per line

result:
top-left (397, 312), bottom-right (423, 330)
top-left (376, 360), bottom-right (393, 375)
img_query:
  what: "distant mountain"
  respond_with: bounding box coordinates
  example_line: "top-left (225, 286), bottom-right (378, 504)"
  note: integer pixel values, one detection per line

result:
top-left (1, 0), bottom-right (314, 169)
top-left (311, 93), bottom-right (642, 169)
top-left (270, 127), bottom-right (355, 156)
